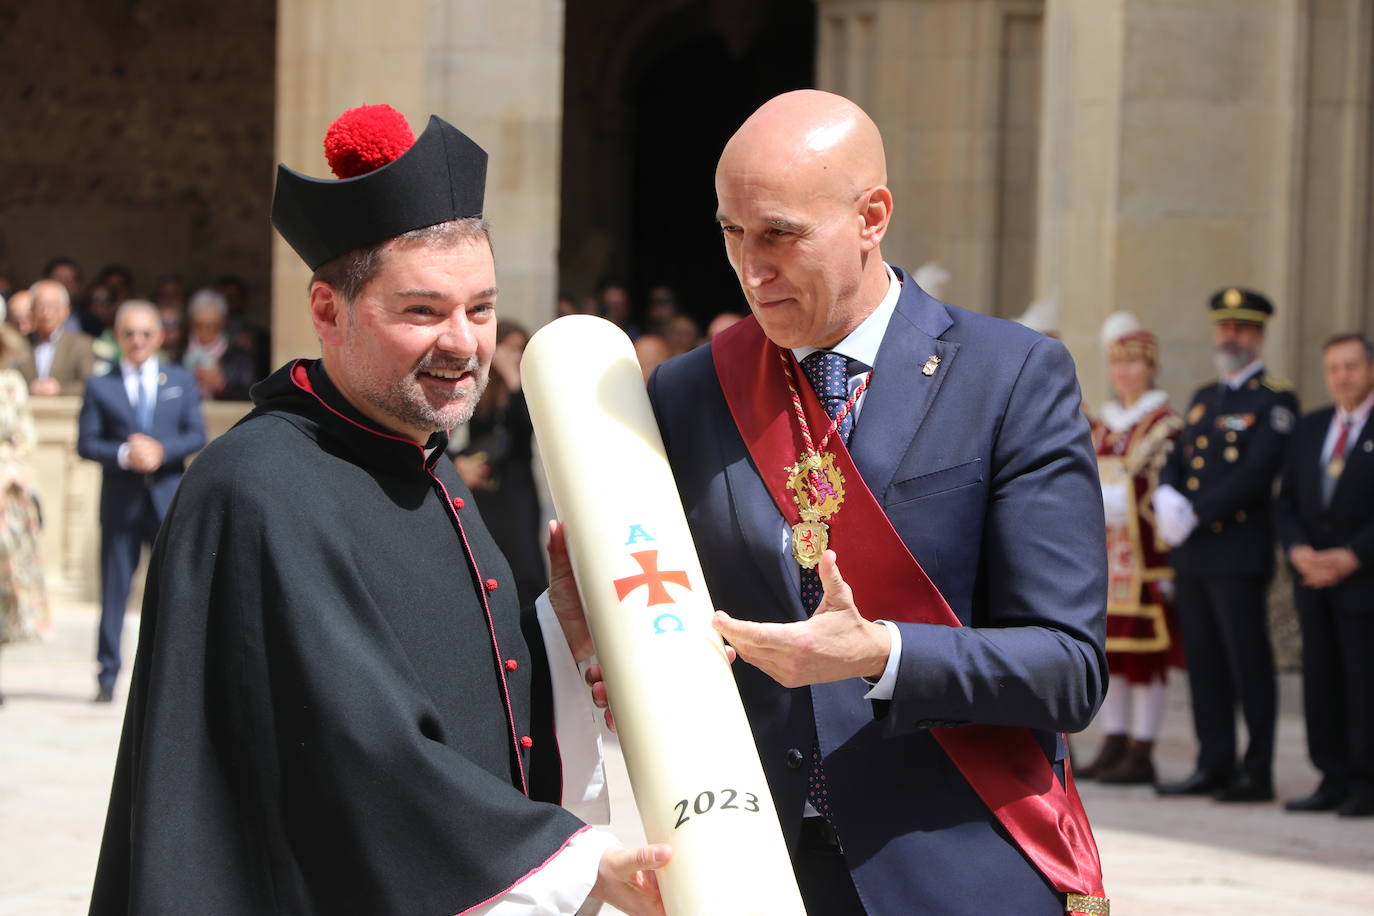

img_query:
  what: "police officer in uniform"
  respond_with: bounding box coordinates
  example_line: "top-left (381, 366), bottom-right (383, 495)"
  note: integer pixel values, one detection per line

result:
top-left (1152, 288), bottom-right (1298, 802)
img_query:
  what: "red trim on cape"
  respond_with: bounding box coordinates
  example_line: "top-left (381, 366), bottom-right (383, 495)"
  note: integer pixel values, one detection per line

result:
top-left (289, 359), bottom-right (530, 796)
top-left (711, 318), bottom-right (1105, 904)
top-left (451, 824), bottom-right (595, 916)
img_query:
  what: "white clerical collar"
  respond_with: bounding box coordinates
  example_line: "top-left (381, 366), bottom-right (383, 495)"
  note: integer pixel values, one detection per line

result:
top-left (1099, 389), bottom-right (1170, 434)
top-left (1221, 359), bottom-right (1264, 390)
top-left (792, 263), bottom-right (901, 372)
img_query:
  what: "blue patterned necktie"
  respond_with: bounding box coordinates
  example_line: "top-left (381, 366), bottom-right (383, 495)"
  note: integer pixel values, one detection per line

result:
top-left (135, 372), bottom-right (154, 433)
top-left (797, 350), bottom-right (854, 820)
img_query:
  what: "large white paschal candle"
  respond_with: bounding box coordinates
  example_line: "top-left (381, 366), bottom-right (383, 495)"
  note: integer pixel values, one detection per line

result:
top-left (523, 316), bottom-right (805, 916)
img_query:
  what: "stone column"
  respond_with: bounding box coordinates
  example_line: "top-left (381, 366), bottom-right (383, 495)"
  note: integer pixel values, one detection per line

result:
top-left (815, 0), bottom-right (1045, 319)
top-left (272, 0), bottom-right (564, 366)
top-left (1034, 0), bottom-right (1363, 409)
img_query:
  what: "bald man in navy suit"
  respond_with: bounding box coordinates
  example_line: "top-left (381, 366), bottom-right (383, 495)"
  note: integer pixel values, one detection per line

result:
top-left (647, 90), bottom-right (1108, 916)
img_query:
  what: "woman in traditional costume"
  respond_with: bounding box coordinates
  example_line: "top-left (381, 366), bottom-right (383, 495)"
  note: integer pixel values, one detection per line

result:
top-left (1080, 312), bottom-right (1184, 783)
top-left (0, 294), bottom-right (50, 703)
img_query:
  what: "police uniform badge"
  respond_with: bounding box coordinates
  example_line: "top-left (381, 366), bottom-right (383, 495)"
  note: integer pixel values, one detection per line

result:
top-left (1188, 403), bottom-right (1206, 425)
top-left (1270, 405), bottom-right (1295, 434)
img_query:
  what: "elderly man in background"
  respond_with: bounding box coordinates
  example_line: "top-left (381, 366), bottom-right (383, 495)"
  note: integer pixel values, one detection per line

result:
top-left (182, 288), bottom-right (258, 400)
top-left (1276, 333), bottom-right (1374, 818)
top-left (17, 279), bottom-right (95, 396)
top-left (76, 302), bottom-right (205, 702)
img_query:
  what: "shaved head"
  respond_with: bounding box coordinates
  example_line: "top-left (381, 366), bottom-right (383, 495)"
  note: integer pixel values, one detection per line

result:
top-left (719, 90), bottom-right (887, 204)
top-left (715, 91), bottom-right (894, 349)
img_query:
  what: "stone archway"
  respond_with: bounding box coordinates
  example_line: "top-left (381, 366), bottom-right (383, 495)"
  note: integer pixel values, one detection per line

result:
top-left (559, 0), bottom-right (816, 325)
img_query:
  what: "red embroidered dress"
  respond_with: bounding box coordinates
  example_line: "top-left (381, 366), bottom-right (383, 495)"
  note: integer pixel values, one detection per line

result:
top-left (1092, 391), bottom-right (1185, 683)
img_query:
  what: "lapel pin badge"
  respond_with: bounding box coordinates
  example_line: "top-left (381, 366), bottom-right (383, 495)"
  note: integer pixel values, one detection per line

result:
top-left (1364, 440), bottom-right (1373, 453)
top-left (158, 372), bottom-right (168, 386)
top-left (922, 355), bottom-right (940, 377)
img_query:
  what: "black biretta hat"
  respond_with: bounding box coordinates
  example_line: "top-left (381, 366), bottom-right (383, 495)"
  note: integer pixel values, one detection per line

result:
top-left (271, 110), bottom-right (488, 270)
top-left (1208, 287), bottom-right (1274, 325)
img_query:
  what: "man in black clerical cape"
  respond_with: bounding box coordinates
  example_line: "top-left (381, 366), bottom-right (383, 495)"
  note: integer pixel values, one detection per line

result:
top-left (89, 105), bottom-right (669, 916)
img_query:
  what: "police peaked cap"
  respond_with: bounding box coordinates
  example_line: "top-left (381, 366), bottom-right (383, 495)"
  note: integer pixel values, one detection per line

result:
top-left (1208, 287), bottom-right (1274, 325)
top-left (270, 115), bottom-right (488, 270)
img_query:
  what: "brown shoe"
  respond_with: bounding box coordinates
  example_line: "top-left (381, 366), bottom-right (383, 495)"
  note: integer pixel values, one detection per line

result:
top-left (1098, 740), bottom-right (1156, 785)
top-left (1077, 733), bottom-right (1128, 779)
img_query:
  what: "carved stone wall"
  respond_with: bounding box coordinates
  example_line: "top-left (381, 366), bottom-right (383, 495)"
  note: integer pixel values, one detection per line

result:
top-left (0, 0), bottom-right (276, 319)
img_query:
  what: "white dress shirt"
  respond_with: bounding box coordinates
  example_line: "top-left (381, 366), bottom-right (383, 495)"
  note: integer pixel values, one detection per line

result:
top-left (33, 327), bottom-right (63, 379)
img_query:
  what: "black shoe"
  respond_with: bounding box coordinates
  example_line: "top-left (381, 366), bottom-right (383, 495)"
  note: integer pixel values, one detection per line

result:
top-left (1214, 773), bottom-right (1274, 802)
top-left (1285, 783), bottom-right (1346, 812)
top-left (1338, 786), bottom-right (1374, 818)
top-left (94, 686), bottom-right (114, 704)
top-left (1155, 769), bottom-right (1232, 796)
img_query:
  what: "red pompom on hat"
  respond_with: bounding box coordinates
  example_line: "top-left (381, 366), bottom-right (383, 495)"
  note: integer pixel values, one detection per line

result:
top-left (323, 104), bottom-right (416, 179)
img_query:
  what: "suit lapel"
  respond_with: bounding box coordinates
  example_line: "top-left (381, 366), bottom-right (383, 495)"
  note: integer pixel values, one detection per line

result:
top-left (847, 267), bottom-right (957, 501)
top-left (1305, 408), bottom-right (1334, 502)
top-left (104, 367), bottom-right (137, 426)
top-left (722, 444), bottom-right (805, 623)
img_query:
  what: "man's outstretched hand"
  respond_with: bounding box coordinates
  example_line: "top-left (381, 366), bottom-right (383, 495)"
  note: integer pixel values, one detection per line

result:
top-left (712, 550), bottom-right (890, 688)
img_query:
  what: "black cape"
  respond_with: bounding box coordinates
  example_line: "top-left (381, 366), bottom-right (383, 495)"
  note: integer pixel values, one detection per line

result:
top-left (90, 360), bottom-right (582, 915)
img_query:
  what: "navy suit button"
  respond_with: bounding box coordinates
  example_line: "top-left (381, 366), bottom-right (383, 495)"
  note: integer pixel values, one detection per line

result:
top-left (785, 748), bottom-right (804, 769)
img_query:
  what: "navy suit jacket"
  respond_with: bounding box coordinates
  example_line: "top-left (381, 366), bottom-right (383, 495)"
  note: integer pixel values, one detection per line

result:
top-left (648, 268), bottom-right (1107, 914)
top-left (1276, 406), bottom-right (1374, 609)
top-left (77, 362), bottom-right (207, 526)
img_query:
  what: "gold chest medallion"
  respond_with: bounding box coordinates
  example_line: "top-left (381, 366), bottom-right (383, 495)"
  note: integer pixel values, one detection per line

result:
top-left (785, 452), bottom-right (846, 568)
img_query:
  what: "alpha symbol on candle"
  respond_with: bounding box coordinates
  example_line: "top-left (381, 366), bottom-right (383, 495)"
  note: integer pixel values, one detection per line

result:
top-left (625, 524), bottom-right (656, 545)
top-left (613, 550), bottom-right (691, 606)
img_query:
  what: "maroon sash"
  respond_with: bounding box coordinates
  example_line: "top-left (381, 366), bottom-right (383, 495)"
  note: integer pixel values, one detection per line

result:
top-left (712, 317), bottom-right (1105, 907)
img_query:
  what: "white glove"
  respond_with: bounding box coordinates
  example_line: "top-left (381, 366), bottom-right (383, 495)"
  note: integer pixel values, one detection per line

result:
top-left (1152, 484), bottom-right (1197, 547)
top-left (1101, 478), bottom-right (1131, 528)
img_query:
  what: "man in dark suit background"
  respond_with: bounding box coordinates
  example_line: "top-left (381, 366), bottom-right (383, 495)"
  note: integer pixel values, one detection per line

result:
top-left (1276, 333), bottom-right (1374, 818)
top-left (77, 301), bottom-right (205, 702)
top-left (1152, 290), bottom-right (1298, 803)
top-left (648, 90), bottom-right (1107, 915)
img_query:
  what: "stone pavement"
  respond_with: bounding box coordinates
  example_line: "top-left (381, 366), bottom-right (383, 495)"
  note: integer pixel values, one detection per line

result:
top-left (2, 599), bottom-right (1371, 915)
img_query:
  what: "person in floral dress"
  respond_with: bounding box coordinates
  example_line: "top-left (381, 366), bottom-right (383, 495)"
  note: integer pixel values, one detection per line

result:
top-left (0, 296), bottom-right (50, 703)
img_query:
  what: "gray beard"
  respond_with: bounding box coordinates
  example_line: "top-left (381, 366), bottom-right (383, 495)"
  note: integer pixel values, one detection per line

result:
top-left (1213, 346), bottom-right (1258, 377)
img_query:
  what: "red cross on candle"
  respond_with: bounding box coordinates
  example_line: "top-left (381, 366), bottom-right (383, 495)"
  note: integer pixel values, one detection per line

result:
top-left (613, 550), bottom-right (691, 606)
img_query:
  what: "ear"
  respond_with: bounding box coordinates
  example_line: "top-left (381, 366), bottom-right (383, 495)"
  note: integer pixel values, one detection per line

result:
top-left (309, 282), bottom-right (346, 346)
top-left (858, 185), bottom-right (893, 252)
